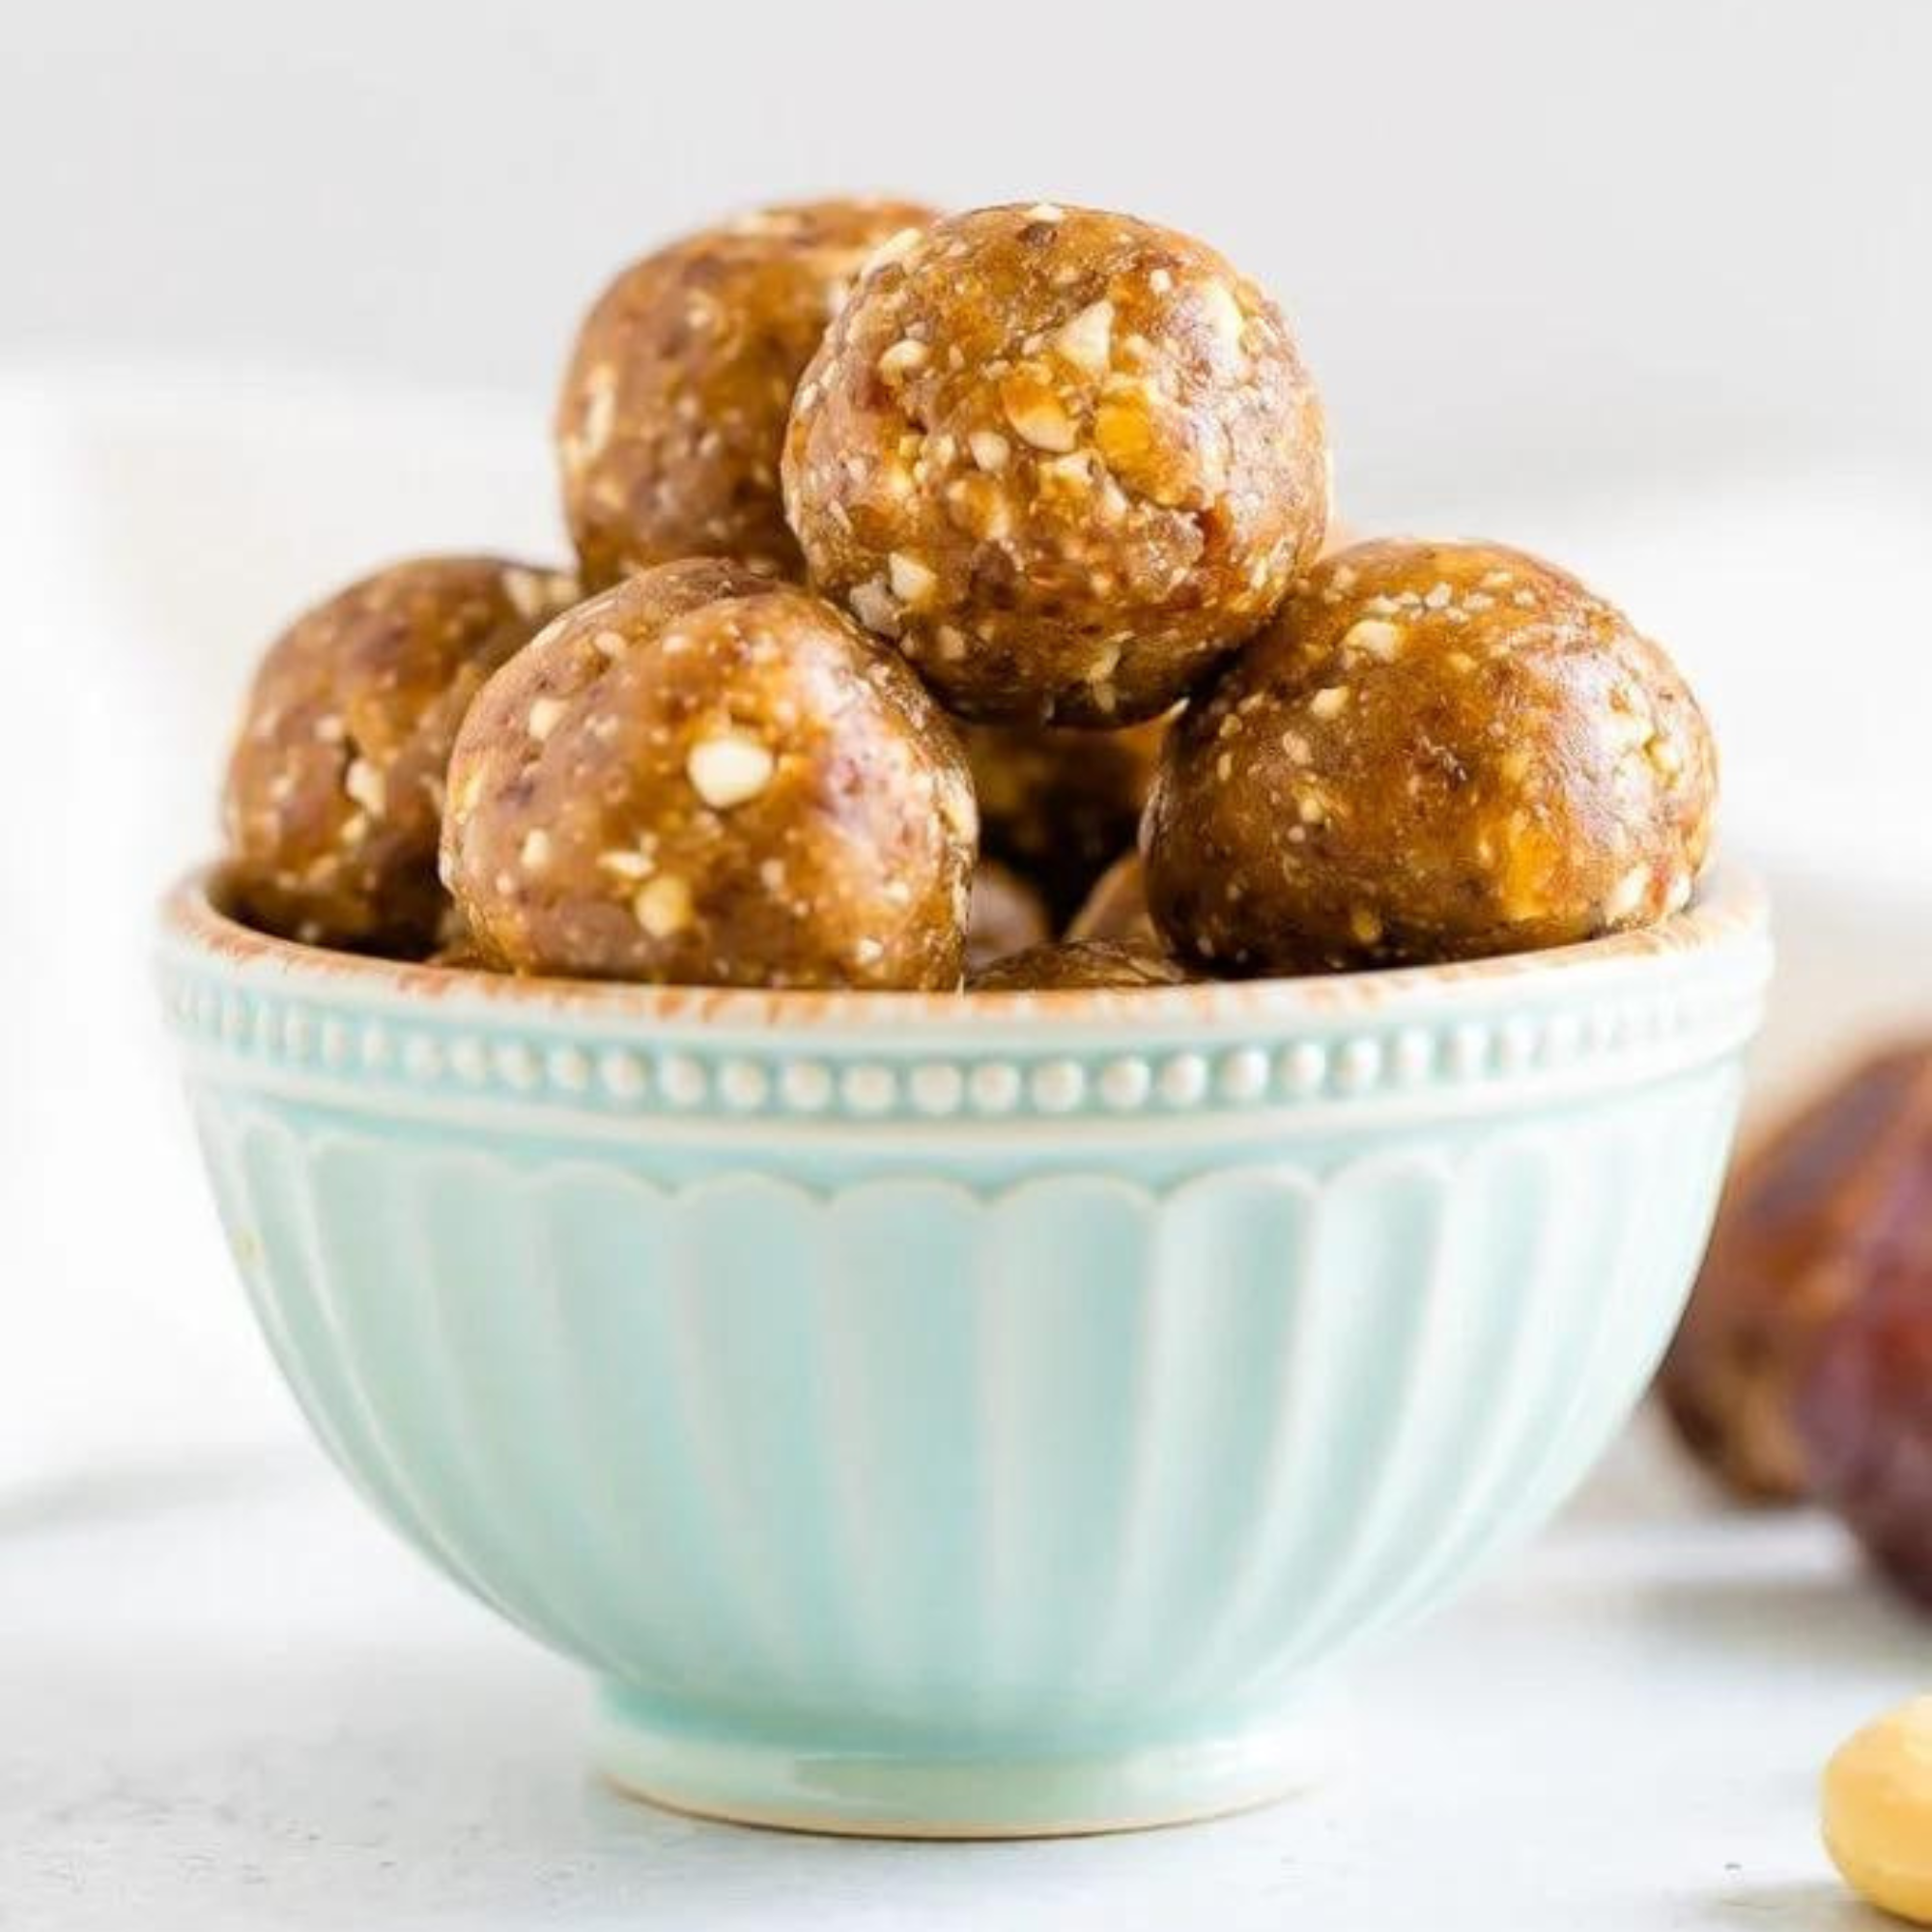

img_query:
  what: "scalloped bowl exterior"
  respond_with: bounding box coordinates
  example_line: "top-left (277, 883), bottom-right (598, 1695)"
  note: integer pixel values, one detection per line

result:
top-left (156, 870), bottom-right (1770, 1835)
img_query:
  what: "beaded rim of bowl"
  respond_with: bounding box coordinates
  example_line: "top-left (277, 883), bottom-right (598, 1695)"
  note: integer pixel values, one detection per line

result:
top-left (158, 866), bottom-right (1768, 1130)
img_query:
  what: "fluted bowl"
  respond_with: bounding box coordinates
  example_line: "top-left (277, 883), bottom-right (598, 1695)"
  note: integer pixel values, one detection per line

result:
top-left (157, 865), bottom-right (1770, 1835)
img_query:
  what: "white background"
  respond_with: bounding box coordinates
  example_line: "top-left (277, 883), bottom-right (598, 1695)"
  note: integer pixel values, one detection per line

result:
top-left (1, 5), bottom-right (1929, 1920)
top-left (8, 0), bottom-right (1932, 503)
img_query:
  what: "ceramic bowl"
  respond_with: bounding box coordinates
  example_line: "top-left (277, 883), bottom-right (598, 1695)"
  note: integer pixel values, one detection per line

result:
top-left (156, 865), bottom-right (1770, 1836)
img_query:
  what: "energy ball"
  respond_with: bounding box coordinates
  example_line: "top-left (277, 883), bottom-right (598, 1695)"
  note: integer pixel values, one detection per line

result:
top-left (557, 198), bottom-right (936, 588)
top-left (967, 859), bottom-right (1052, 972)
top-left (783, 202), bottom-right (1328, 725)
top-left (425, 904), bottom-right (497, 970)
top-left (222, 555), bottom-right (578, 952)
top-left (441, 558), bottom-right (977, 989)
top-left (1066, 850), bottom-right (1159, 949)
top-left (966, 712), bottom-right (1168, 923)
top-left (426, 933), bottom-right (496, 971)
top-left (1144, 539), bottom-right (1717, 973)
top-left (969, 939), bottom-right (1193, 991)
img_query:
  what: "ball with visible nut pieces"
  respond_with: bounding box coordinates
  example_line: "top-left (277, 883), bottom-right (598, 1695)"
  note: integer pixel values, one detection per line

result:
top-left (968, 939), bottom-right (1194, 991)
top-left (783, 202), bottom-right (1328, 725)
top-left (1143, 539), bottom-right (1718, 973)
top-left (557, 198), bottom-right (936, 589)
top-left (965, 712), bottom-right (1168, 923)
top-left (441, 558), bottom-right (977, 989)
top-left (1067, 850), bottom-right (1158, 949)
top-left (222, 554), bottom-right (579, 953)
top-left (966, 859), bottom-right (1052, 972)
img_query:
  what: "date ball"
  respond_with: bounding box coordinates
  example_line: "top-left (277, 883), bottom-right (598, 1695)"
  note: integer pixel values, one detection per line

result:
top-left (1066, 851), bottom-right (1158, 949)
top-left (965, 712), bottom-right (1168, 923)
top-left (557, 198), bottom-right (936, 589)
top-left (969, 939), bottom-right (1193, 991)
top-left (967, 859), bottom-right (1052, 972)
top-left (441, 558), bottom-right (977, 989)
top-left (222, 555), bottom-right (579, 952)
top-left (1143, 539), bottom-right (1717, 973)
top-left (1663, 1044), bottom-right (1932, 1503)
top-left (783, 202), bottom-right (1328, 725)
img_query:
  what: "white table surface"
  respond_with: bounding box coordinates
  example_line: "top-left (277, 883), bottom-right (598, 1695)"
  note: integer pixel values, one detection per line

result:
top-left (3, 1413), bottom-right (1917, 1930)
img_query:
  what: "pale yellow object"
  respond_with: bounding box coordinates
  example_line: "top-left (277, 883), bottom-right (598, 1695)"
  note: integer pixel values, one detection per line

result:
top-left (1823, 1696), bottom-right (1932, 1925)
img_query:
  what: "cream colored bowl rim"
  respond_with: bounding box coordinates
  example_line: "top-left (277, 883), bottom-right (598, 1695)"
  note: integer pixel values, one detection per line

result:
top-left (161, 862), bottom-right (1767, 1033)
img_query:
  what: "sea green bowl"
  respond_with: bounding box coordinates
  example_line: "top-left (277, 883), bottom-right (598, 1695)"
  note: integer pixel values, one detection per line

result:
top-left (157, 865), bottom-right (1769, 1836)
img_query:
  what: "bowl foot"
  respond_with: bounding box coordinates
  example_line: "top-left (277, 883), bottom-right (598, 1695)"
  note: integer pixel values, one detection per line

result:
top-left (592, 1686), bottom-right (1329, 1838)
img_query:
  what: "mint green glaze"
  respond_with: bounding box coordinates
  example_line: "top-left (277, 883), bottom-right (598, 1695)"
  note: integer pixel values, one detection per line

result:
top-left (157, 870), bottom-right (1769, 1834)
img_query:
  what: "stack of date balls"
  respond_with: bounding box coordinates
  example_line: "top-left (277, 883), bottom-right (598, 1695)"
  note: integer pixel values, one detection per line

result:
top-left (222, 197), bottom-right (1718, 1001)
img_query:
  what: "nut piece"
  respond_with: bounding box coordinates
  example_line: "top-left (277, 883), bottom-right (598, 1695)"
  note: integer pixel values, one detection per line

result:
top-left (685, 732), bottom-right (776, 809)
top-left (222, 554), bottom-right (578, 952)
top-left (964, 712), bottom-right (1170, 924)
top-left (440, 559), bottom-right (977, 989)
top-left (1823, 1698), bottom-right (1932, 1924)
top-left (968, 939), bottom-right (1195, 991)
top-left (1661, 1043), bottom-right (1932, 1503)
top-left (782, 202), bottom-right (1328, 724)
top-left (967, 859), bottom-right (1052, 973)
top-left (556, 198), bottom-right (936, 588)
top-left (1143, 538), bottom-right (1718, 973)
